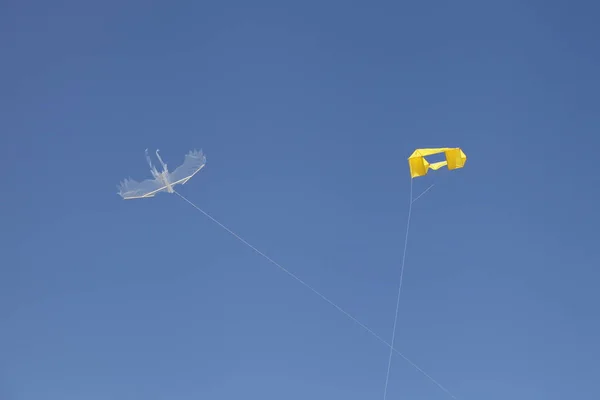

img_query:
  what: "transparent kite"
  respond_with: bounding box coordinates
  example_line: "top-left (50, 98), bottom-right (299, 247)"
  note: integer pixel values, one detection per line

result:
top-left (117, 149), bottom-right (206, 199)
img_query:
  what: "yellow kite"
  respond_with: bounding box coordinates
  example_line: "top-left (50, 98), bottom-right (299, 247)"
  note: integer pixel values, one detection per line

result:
top-left (408, 147), bottom-right (467, 178)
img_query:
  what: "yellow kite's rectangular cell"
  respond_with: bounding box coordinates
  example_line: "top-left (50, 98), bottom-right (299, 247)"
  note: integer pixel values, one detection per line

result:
top-left (408, 148), bottom-right (467, 178)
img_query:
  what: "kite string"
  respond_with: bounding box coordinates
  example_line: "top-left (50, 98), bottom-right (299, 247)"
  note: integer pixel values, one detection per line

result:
top-left (412, 183), bottom-right (434, 203)
top-left (173, 190), bottom-right (457, 399)
top-left (382, 176), bottom-right (414, 400)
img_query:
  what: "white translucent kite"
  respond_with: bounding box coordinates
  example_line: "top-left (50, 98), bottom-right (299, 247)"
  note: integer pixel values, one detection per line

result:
top-left (118, 149), bottom-right (206, 199)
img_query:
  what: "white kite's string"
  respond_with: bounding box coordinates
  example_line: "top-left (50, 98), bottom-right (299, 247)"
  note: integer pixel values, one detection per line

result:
top-left (173, 190), bottom-right (457, 399)
top-left (382, 176), bottom-right (414, 399)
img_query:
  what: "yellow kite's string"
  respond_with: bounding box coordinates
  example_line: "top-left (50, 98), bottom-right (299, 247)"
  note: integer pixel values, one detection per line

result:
top-left (382, 176), bottom-right (413, 399)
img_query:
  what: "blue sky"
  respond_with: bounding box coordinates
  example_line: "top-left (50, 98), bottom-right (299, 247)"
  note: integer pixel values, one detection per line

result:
top-left (2, 0), bottom-right (599, 399)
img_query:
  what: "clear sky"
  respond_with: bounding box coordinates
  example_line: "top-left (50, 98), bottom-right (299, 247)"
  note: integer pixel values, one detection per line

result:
top-left (2, 1), bottom-right (599, 399)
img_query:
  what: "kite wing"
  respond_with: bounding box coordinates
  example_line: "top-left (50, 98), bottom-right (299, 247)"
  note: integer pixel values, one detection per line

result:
top-left (168, 149), bottom-right (207, 186)
top-left (118, 177), bottom-right (170, 200)
top-left (408, 147), bottom-right (467, 178)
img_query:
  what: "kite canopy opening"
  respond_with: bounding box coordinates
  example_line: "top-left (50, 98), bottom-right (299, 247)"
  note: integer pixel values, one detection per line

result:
top-left (408, 147), bottom-right (466, 178)
top-left (421, 151), bottom-right (446, 165)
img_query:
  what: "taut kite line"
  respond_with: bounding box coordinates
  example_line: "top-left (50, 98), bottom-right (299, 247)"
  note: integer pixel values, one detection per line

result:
top-left (382, 147), bottom-right (467, 400)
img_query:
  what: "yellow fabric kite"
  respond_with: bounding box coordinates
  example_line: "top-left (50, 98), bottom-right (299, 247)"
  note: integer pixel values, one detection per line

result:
top-left (408, 147), bottom-right (467, 178)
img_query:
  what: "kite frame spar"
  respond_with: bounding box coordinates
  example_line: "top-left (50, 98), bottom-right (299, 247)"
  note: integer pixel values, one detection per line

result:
top-left (118, 149), bottom-right (206, 200)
